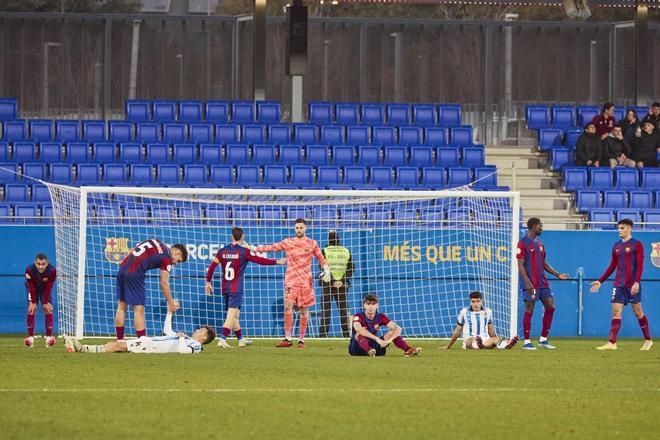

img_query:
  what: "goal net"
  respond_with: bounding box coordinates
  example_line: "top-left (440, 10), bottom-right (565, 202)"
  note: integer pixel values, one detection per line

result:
top-left (46, 185), bottom-right (520, 340)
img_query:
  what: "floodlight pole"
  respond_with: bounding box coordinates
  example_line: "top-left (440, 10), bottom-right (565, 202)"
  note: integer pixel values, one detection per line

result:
top-left (253, 0), bottom-right (267, 101)
top-left (634, 1), bottom-right (649, 106)
top-left (42, 41), bottom-right (62, 117)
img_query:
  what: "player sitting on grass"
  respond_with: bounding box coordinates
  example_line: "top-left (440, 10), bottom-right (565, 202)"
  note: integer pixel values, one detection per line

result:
top-left (443, 291), bottom-right (519, 350)
top-left (349, 294), bottom-right (421, 357)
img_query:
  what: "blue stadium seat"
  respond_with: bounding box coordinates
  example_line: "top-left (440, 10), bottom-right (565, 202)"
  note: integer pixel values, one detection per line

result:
top-left (0, 203), bottom-right (10, 223)
top-left (122, 206), bottom-right (147, 224)
top-left (616, 209), bottom-right (640, 223)
top-left (387, 103), bottom-right (410, 126)
top-left (188, 123), bottom-right (213, 145)
top-left (13, 141), bottom-right (36, 163)
top-left (236, 165), bottom-right (260, 186)
top-left (589, 168), bottom-right (613, 190)
top-left (369, 167), bottom-right (392, 188)
top-left (398, 127), bottom-right (422, 146)
top-left (613, 108), bottom-right (624, 123)
top-left (83, 121), bottom-right (106, 143)
top-left (31, 184), bottom-right (50, 204)
top-left (256, 101), bottom-right (280, 123)
top-left (550, 148), bottom-right (572, 171)
top-left (340, 207), bottom-right (365, 226)
top-left (538, 128), bottom-right (563, 150)
top-left (343, 166), bottom-right (367, 187)
top-left (306, 145), bottom-right (329, 166)
top-left (450, 126), bottom-right (473, 147)
top-left (119, 143), bottom-right (143, 164)
top-left (438, 104), bottom-right (461, 127)
top-left (260, 206), bottom-right (285, 225)
top-left (526, 105), bottom-right (550, 130)
top-left (177, 207), bottom-right (204, 225)
top-left (29, 120), bottom-right (53, 142)
top-left (447, 206), bottom-right (472, 227)
top-left (279, 145), bottom-right (302, 165)
top-left (366, 206), bottom-right (391, 226)
top-left (3, 120), bottom-right (27, 141)
top-left (242, 125), bottom-right (266, 145)
top-left (55, 120), bottom-right (81, 143)
top-left (643, 210), bottom-right (660, 230)
top-left (436, 147), bottom-right (459, 167)
top-left (136, 123), bottom-right (160, 144)
top-left (210, 165), bottom-right (233, 186)
top-left (125, 100), bottom-right (151, 122)
top-left (205, 101), bottom-right (229, 123)
top-left (641, 169), bottom-right (660, 189)
top-left (336, 103), bottom-right (359, 125)
top-left (320, 125), bottom-right (345, 146)
top-left (393, 209), bottom-right (418, 227)
top-left (268, 125), bottom-right (291, 145)
top-left (199, 144), bottom-right (222, 164)
top-left (421, 207), bottom-right (444, 225)
top-left (14, 204), bottom-right (39, 224)
top-left (308, 101), bottom-right (333, 124)
top-left (552, 106), bottom-right (575, 129)
top-left (103, 164), bottom-right (126, 185)
top-left (396, 167), bottom-right (419, 188)
top-left (146, 144), bottom-right (170, 163)
top-left (565, 128), bottom-right (582, 147)
top-left (264, 165), bottom-right (287, 187)
top-left (577, 106), bottom-right (599, 127)
top-left (77, 164), bottom-right (100, 185)
top-left (473, 166), bottom-right (498, 189)
top-left (23, 163), bottom-right (46, 181)
top-left (422, 167), bottom-right (445, 189)
top-left (151, 206), bottom-right (176, 225)
top-left (153, 100), bottom-right (177, 122)
top-left (109, 121), bottom-right (134, 143)
top-left (179, 100), bottom-right (202, 122)
top-left (0, 163), bottom-right (18, 183)
top-left (157, 164), bottom-right (180, 186)
top-left (332, 145), bottom-right (354, 166)
top-left (372, 126), bottom-right (396, 146)
top-left (49, 163), bottom-right (73, 184)
top-left (291, 166), bottom-right (313, 188)
top-left (563, 167), bottom-right (588, 192)
top-left (0, 142), bottom-right (8, 161)
top-left (347, 126), bottom-right (370, 145)
top-left (226, 144), bottom-right (250, 165)
top-left (615, 168), bottom-right (639, 190)
top-left (361, 103), bottom-right (385, 125)
top-left (65, 143), bottom-right (89, 163)
top-left (162, 123), bottom-right (187, 144)
top-left (0, 98), bottom-right (18, 120)
top-left (184, 164), bottom-right (208, 185)
top-left (357, 146), bottom-right (381, 166)
top-left (462, 146), bottom-right (485, 167)
top-left (231, 101), bottom-right (254, 123)
top-left (253, 144), bottom-right (276, 165)
top-left (130, 164), bottom-right (153, 186)
top-left (629, 190), bottom-right (653, 210)
top-left (383, 146), bottom-right (407, 166)
top-left (216, 124), bottom-right (241, 145)
top-left (294, 125), bottom-right (318, 145)
top-left (603, 190), bottom-right (627, 208)
top-left (424, 127), bottom-right (447, 146)
top-left (315, 166), bottom-right (340, 188)
top-left (632, 106), bottom-right (650, 118)
top-left (576, 190), bottom-right (601, 212)
top-left (447, 167), bottom-right (472, 188)
top-left (205, 205), bottom-right (230, 225)
top-left (92, 143), bottom-right (116, 163)
top-left (410, 146), bottom-right (434, 167)
top-left (173, 144), bottom-right (197, 164)
top-left (4, 184), bottom-right (28, 202)
top-left (412, 104), bottom-right (437, 126)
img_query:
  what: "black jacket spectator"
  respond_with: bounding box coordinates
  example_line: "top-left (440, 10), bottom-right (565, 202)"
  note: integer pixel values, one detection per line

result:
top-left (632, 129), bottom-right (659, 168)
top-left (602, 135), bottom-right (631, 161)
top-left (621, 109), bottom-right (641, 143)
top-left (575, 132), bottom-right (602, 166)
top-left (642, 103), bottom-right (660, 132)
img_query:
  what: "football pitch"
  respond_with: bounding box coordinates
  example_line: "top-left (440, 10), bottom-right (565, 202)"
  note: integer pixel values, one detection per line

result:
top-left (1, 336), bottom-right (658, 439)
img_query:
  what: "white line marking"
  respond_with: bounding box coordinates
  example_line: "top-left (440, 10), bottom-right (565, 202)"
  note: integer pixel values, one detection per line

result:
top-left (0, 388), bottom-right (657, 393)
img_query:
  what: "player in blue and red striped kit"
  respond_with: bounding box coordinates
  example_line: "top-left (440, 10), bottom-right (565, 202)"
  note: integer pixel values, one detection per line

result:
top-left (517, 217), bottom-right (569, 350)
top-left (206, 227), bottom-right (285, 348)
top-left (590, 218), bottom-right (652, 351)
top-left (24, 253), bottom-right (57, 348)
top-left (115, 239), bottom-right (188, 341)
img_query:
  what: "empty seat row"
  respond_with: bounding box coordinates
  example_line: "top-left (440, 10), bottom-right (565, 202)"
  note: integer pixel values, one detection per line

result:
top-left (526, 104), bottom-right (649, 131)
top-left (308, 102), bottom-right (462, 127)
top-left (576, 190), bottom-right (660, 212)
top-left (588, 208), bottom-right (660, 230)
top-left (126, 100), bottom-right (280, 123)
top-left (563, 167), bottom-right (659, 192)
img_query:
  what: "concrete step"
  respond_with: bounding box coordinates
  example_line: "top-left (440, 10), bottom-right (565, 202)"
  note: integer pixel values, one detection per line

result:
top-left (498, 175), bottom-right (559, 190)
top-left (520, 196), bottom-right (571, 211)
top-left (487, 155), bottom-right (548, 169)
top-left (486, 146), bottom-right (538, 156)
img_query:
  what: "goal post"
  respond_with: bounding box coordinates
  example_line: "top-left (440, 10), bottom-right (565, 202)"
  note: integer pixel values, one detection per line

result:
top-left (46, 185), bottom-right (520, 340)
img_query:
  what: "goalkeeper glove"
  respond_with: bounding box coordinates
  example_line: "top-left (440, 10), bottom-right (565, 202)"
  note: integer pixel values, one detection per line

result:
top-left (321, 266), bottom-right (332, 283)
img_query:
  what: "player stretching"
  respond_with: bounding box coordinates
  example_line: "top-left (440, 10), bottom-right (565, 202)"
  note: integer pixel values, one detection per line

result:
top-left (590, 219), bottom-right (652, 351)
top-left (115, 239), bottom-right (188, 340)
top-left (518, 217), bottom-right (569, 350)
top-left (24, 253), bottom-right (57, 348)
top-left (349, 294), bottom-right (421, 357)
top-left (254, 218), bottom-right (331, 348)
top-left (443, 291), bottom-right (518, 350)
top-left (206, 227), bottom-right (286, 348)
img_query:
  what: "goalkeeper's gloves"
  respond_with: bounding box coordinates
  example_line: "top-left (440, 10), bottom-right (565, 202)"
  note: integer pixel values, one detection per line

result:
top-left (247, 244), bottom-right (258, 253)
top-left (321, 266), bottom-right (332, 283)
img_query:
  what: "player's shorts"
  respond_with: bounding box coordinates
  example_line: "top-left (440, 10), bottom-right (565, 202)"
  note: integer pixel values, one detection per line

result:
top-left (521, 287), bottom-right (553, 302)
top-left (223, 293), bottom-right (243, 310)
top-left (125, 336), bottom-right (153, 353)
top-left (611, 287), bottom-right (642, 305)
top-left (348, 336), bottom-right (388, 356)
top-left (116, 269), bottom-right (146, 306)
top-left (26, 290), bottom-right (45, 305)
top-left (285, 285), bottom-right (316, 308)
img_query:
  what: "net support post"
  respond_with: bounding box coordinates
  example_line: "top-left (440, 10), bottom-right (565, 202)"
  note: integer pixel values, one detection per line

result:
top-left (509, 192), bottom-right (520, 338)
top-left (75, 187), bottom-right (88, 339)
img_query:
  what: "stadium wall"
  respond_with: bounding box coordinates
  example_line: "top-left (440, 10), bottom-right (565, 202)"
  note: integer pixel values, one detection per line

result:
top-left (0, 227), bottom-right (658, 338)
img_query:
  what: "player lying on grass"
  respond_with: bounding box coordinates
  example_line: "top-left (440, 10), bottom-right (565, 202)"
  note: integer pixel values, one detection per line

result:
top-left (349, 294), bottom-right (421, 357)
top-left (443, 291), bottom-right (519, 350)
top-left (206, 227), bottom-right (286, 348)
top-left (24, 253), bottom-right (57, 348)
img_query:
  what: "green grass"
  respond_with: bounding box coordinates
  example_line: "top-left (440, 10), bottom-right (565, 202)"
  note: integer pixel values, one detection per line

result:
top-left (1, 336), bottom-right (659, 439)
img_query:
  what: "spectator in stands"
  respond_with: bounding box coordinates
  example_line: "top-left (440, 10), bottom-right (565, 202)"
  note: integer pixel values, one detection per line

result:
top-left (602, 125), bottom-right (635, 168)
top-left (575, 123), bottom-right (601, 167)
top-left (620, 109), bottom-right (641, 143)
top-left (592, 102), bottom-right (617, 140)
top-left (642, 102), bottom-right (660, 133)
top-left (631, 120), bottom-right (659, 168)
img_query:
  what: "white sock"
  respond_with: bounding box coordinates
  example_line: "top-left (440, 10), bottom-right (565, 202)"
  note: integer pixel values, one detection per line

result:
top-left (470, 340), bottom-right (479, 349)
top-left (539, 336), bottom-right (548, 343)
top-left (524, 339), bottom-right (531, 345)
top-left (83, 344), bottom-right (104, 353)
top-left (163, 313), bottom-right (174, 336)
top-left (496, 339), bottom-right (506, 350)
